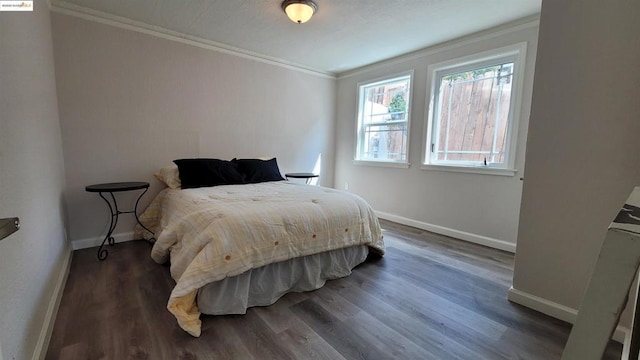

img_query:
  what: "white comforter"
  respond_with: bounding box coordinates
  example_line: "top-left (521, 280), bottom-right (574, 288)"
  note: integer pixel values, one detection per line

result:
top-left (138, 181), bottom-right (384, 336)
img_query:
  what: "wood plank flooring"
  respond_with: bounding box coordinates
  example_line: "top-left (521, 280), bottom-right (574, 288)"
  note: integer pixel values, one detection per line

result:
top-left (46, 220), bottom-right (623, 359)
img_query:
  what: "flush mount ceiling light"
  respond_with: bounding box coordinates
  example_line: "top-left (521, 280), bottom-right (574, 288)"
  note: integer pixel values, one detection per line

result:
top-left (281, 0), bottom-right (318, 24)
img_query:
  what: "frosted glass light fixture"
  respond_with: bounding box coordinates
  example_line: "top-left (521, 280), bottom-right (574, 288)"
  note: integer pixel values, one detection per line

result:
top-left (281, 0), bottom-right (318, 24)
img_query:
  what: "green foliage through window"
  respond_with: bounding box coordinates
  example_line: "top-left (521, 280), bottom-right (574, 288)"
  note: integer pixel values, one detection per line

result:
top-left (388, 94), bottom-right (407, 120)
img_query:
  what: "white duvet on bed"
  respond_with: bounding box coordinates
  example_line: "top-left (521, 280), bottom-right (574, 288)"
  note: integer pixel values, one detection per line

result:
top-left (137, 181), bottom-right (384, 337)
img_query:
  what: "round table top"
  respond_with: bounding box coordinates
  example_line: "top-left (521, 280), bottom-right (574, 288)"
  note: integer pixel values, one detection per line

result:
top-left (285, 173), bottom-right (319, 178)
top-left (85, 181), bottom-right (150, 193)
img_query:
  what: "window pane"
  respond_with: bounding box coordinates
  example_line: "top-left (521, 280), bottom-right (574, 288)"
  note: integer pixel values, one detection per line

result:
top-left (361, 123), bottom-right (408, 161)
top-left (435, 63), bottom-right (513, 165)
top-left (358, 75), bottom-right (411, 162)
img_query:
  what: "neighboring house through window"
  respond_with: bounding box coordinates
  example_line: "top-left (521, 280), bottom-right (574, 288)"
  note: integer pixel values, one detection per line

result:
top-left (424, 43), bottom-right (527, 175)
top-left (355, 71), bottom-right (413, 166)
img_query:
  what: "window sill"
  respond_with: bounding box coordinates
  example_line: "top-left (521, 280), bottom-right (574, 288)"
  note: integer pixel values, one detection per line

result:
top-left (420, 164), bottom-right (517, 176)
top-left (353, 160), bottom-right (410, 169)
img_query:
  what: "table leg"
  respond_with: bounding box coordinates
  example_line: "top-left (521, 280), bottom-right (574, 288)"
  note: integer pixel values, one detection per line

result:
top-left (97, 192), bottom-right (119, 260)
top-left (133, 186), bottom-right (155, 241)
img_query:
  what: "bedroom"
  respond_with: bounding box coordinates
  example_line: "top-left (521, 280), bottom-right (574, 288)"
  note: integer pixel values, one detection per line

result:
top-left (1, 0), bottom-right (639, 359)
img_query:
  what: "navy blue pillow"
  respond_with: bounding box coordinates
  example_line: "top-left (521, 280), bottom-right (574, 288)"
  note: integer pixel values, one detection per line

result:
top-left (173, 158), bottom-right (246, 189)
top-left (232, 158), bottom-right (285, 183)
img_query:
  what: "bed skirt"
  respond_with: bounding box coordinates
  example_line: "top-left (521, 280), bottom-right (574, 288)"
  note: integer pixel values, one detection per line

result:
top-left (197, 245), bottom-right (369, 315)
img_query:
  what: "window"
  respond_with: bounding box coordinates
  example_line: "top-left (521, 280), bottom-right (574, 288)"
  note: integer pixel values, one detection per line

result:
top-left (424, 43), bottom-right (526, 174)
top-left (355, 71), bottom-right (413, 165)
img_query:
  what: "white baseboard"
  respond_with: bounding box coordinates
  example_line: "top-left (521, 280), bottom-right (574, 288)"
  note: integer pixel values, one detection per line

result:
top-left (71, 231), bottom-right (136, 250)
top-left (375, 211), bottom-right (516, 253)
top-left (507, 286), bottom-right (630, 346)
top-left (32, 246), bottom-right (72, 360)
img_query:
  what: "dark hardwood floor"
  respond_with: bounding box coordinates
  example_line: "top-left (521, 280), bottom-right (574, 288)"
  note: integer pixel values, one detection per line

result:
top-left (46, 220), bottom-right (623, 359)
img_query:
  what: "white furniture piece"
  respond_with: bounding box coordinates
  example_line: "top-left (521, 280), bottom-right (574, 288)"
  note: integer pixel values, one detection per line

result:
top-left (563, 187), bottom-right (640, 360)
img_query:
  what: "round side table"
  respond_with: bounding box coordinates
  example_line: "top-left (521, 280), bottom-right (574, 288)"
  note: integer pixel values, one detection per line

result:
top-left (285, 173), bottom-right (319, 184)
top-left (85, 181), bottom-right (154, 260)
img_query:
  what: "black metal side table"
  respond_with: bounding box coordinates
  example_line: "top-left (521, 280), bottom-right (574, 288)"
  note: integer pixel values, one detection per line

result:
top-left (285, 172), bottom-right (319, 184)
top-left (85, 181), bottom-right (155, 260)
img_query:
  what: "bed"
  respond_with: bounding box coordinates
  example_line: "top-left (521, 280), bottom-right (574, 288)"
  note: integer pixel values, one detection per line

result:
top-left (137, 159), bottom-right (384, 337)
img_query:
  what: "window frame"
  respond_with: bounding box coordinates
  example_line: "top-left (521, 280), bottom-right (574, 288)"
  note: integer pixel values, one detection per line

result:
top-left (422, 43), bottom-right (527, 176)
top-left (354, 70), bottom-right (414, 168)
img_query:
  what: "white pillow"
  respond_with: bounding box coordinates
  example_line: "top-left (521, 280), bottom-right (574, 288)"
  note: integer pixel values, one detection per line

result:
top-left (154, 163), bottom-right (181, 189)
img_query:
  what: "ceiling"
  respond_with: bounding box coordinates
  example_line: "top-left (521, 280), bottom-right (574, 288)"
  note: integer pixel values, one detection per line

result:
top-left (51, 0), bottom-right (541, 76)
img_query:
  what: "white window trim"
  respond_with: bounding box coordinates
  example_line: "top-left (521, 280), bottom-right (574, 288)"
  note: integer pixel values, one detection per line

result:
top-left (422, 42), bottom-right (527, 176)
top-left (354, 69), bottom-right (414, 167)
top-left (421, 163), bottom-right (516, 176)
top-left (352, 159), bottom-right (411, 168)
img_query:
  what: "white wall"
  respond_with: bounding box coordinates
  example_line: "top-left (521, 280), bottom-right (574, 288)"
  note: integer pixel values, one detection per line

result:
top-left (334, 18), bottom-right (539, 251)
top-left (51, 12), bottom-right (337, 244)
top-left (0, 2), bottom-right (69, 359)
top-left (511, 0), bottom-right (640, 328)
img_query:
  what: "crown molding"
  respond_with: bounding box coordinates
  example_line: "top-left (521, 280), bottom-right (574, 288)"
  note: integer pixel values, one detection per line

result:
top-left (337, 15), bottom-right (540, 79)
top-left (49, 1), bottom-right (337, 79)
